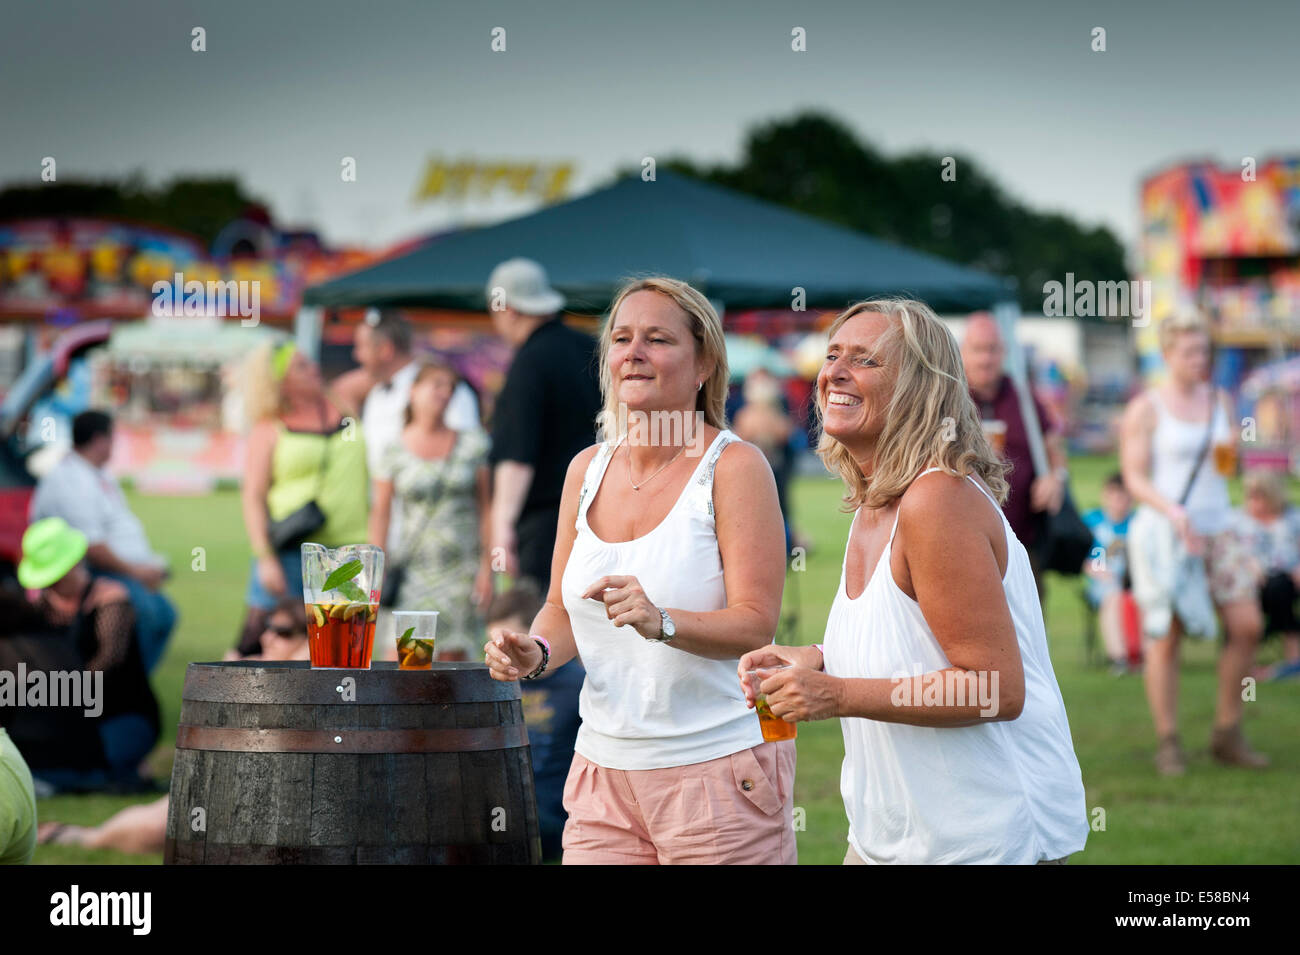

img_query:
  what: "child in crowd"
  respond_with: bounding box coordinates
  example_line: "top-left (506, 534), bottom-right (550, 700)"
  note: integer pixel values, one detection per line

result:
top-left (1083, 472), bottom-right (1135, 674)
top-left (1236, 471), bottom-right (1300, 680)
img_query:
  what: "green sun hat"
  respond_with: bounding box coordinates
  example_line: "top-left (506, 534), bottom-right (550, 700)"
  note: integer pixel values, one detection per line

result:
top-left (17, 517), bottom-right (88, 590)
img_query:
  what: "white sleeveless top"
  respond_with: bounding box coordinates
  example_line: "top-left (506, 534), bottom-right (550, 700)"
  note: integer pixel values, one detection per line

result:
top-left (561, 429), bottom-right (765, 770)
top-left (822, 469), bottom-right (1088, 864)
top-left (1148, 389), bottom-right (1232, 535)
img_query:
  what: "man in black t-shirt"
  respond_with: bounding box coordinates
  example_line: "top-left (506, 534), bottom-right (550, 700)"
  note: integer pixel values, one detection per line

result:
top-left (486, 258), bottom-right (601, 591)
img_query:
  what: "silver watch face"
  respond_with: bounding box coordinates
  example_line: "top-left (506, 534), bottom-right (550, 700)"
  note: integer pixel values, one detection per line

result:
top-left (660, 610), bottom-right (675, 639)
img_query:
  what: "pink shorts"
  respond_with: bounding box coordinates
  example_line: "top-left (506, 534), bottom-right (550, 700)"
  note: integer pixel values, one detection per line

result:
top-left (561, 741), bottom-right (797, 865)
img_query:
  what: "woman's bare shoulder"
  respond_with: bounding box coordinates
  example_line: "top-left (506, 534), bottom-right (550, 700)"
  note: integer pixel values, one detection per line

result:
top-left (1127, 388), bottom-right (1157, 414)
top-left (1120, 389), bottom-right (1157, 430)
top-left (898, 470), bottom-right (997, 533)
top-left (713, 432), bottom-right (771, 481)
top-left (246, 418), bottom-right (280, 454)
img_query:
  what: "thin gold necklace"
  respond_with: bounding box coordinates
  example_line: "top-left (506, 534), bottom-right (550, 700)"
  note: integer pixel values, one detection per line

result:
top-left (626, 441), bottom-right (687, 491)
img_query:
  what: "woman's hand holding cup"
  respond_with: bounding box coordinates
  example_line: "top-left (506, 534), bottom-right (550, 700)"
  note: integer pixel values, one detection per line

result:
top-left (737, 644), bottom-right (824, 707)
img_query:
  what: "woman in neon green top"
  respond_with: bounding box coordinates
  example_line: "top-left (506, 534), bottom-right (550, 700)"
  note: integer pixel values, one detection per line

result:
top-left (235, 341), bottom-right (368, 654)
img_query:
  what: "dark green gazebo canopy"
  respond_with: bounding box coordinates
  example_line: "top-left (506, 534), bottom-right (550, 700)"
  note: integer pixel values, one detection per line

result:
top-left (304, 171), bottom-right (1010, 314)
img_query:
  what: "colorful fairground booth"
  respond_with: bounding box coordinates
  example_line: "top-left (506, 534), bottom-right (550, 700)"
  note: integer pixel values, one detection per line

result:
top-left (1140, 158), bottom-right (1300, 474)
top-left (0, 216), bottom-right (381, 493)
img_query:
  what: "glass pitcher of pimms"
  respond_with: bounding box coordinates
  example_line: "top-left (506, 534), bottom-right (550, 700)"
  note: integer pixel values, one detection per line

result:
top-left (301, 543), bottom-right (385, 668)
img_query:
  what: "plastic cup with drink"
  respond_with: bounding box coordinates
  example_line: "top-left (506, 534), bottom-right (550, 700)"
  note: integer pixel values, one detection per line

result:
top-left (745, 665), bottom-right (798, 741)
top-left (393, 610), bottom-right (438, 670)
top-left (981, 419), bottom-right (1007, 455)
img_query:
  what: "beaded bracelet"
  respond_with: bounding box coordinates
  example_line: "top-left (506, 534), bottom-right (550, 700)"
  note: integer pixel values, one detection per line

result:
top-left (521, 635), bottom-right (551, 681)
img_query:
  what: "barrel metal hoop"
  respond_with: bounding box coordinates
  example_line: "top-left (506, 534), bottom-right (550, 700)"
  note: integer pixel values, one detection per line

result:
top-left (180, 662), bottom-right (521, 705)
top-left (175, 723), bottom-right (529, 753)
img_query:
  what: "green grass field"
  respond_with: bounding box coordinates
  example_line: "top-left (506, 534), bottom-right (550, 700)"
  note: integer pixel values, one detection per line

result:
top-left (31, 456), bottom-right (1300, 864)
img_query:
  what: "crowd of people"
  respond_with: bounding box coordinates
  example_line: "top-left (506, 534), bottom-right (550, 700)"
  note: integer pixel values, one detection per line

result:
top-left (2, 259), bottom-right (1294, 866)
top-left (5, 257), bottom-right (599, 864)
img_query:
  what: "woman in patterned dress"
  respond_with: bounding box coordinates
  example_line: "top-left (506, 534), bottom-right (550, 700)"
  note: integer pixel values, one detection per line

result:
top-left (369, 360), bottom-right (493, 660)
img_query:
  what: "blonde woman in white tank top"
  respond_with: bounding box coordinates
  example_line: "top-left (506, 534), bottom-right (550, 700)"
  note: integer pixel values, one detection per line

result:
top-left (485, 278), bottom-right (795, 865)
top-left (739, 299), bottom-right (1088, 864)
top-left (1119, 312), bottom-right (1267, 775)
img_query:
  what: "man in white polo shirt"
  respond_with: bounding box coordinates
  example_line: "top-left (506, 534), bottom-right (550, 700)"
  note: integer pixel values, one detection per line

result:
top-left (29, 409), bottom-right (176, 673)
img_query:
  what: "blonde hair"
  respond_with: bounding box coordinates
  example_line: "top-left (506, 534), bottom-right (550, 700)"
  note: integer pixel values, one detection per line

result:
top-left (815, 297), bottom-right (1010, 511)
top-left (596, 277), bottom-right (728, 441)
top-left (239, 340), bottom-right (285, 426)
top-left (1243, 470), bottom-right (1289, 512)
top-left (1159, 309), bottom-right (1212, 353)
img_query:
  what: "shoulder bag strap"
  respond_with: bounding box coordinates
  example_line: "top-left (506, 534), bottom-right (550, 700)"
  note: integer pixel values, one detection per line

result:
top-left (310, 398), bottom-right (335, 501)
top-left (395, 431), bottom-right (458, 561)
top-left (1177, 391), bottom-right (1218, 508)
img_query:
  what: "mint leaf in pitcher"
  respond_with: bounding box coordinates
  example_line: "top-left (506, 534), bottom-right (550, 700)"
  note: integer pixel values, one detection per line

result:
top-left (323, 559), bottom-right (363, 592)
top-left (336, 579), bottom-right (367, 602)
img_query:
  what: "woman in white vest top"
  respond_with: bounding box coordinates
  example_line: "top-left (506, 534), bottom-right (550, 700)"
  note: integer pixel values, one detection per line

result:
top-left (740, 298), bottom-right (1088, 865)
top-left (1120, 311), bottom-right (1266, 775)
top-left (486, 277), bottom-right (794, 864)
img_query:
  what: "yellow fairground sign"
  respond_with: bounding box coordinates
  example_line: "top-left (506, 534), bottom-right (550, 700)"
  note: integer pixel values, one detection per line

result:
top-left (413, 159), bottom-right (574, 204)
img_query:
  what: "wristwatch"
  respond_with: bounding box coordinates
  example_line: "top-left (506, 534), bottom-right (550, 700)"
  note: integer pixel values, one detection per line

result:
top-left (653, 607), bottom-right (676, 643)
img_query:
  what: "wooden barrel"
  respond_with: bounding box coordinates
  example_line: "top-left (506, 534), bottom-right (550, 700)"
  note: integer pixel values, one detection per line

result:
top-left (164, 661), bottom-right (540, 864)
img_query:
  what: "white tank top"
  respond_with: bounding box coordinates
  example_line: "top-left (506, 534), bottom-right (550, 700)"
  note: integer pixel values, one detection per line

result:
top-left (822, 468), bottom-right (1089, 864)
top-left (561, 428), bottom-right (765, 770)
top-left (1148, 389), bottom-right (1233, 535)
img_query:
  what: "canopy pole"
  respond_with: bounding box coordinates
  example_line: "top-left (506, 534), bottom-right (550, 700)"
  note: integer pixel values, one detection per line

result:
top-left (994, 300), bottom-right (1049, 476)
top-left (295, 306), bottom-right (323, 361)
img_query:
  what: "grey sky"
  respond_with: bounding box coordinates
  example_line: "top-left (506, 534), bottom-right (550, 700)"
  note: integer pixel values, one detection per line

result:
top-left (4, 0), bottom-right (1298, 260)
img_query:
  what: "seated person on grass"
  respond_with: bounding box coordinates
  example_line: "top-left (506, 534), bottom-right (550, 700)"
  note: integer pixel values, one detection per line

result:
top-left (30, 410), bottom-right (176, 674)
top-left (11, 518), bottom-right (160, 795)
top-left (39, 599), bottom-right (308, 853)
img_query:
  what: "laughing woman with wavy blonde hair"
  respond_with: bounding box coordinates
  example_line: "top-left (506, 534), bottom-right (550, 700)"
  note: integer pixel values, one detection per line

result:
top-left (739, 298), bottom-right (1088, 865)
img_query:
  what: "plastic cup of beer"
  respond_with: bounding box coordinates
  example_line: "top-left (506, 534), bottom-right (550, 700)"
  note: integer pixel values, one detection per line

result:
top-left (981, 419), bottom-right (1007, 455)
top-left (1212, 441), bottom-right (1237, 478)
top-left (394, 611), bottom-right (438, 670)
top-left (746, 665), bottom-right (797, 741)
